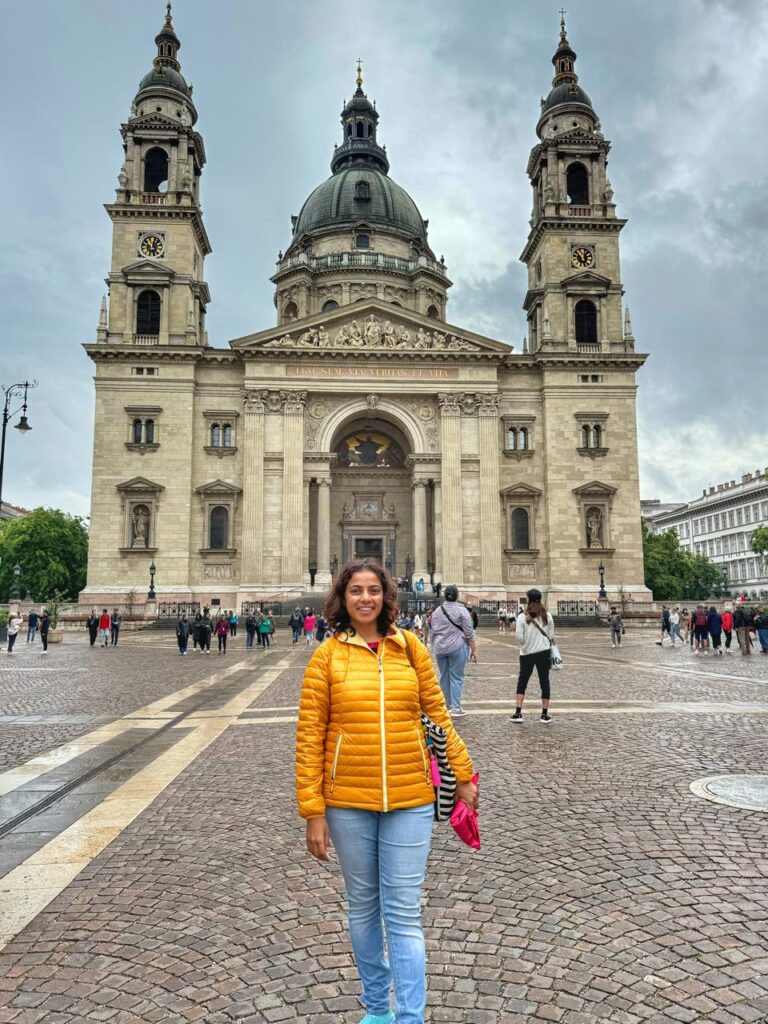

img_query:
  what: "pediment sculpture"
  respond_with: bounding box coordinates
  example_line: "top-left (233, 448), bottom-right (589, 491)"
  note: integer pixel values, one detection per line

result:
top-left (261, 314), bottom-right (481, 352)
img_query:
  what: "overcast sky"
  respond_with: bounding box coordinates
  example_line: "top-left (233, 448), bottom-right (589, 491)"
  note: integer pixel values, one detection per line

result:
top-left (1, 0), bottom-right (766, 519)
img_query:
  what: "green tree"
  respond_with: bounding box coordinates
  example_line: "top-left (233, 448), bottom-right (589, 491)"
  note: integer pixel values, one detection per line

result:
top-left (751, 525), bottom-right (768, 560)
top-left (642, 521), bottom-right (726, 601)
top-left (0, 508), bottom-right (88, 602)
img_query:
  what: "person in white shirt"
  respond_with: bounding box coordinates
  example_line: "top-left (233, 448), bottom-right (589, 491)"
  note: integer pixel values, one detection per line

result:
top-left (511, 588), bottom-right (554, 724)
top-left (6, 613), bottom-right (23, 654)
top-left (669, 607), bottom-right (682, 646)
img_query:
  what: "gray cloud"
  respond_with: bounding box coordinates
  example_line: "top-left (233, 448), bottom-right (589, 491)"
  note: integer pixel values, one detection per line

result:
top-left (0, 0), bottom-right (765, 517)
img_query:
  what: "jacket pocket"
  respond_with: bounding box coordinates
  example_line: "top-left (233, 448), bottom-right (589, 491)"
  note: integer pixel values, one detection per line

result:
top-left (330, 732), bottom-right (343, 794)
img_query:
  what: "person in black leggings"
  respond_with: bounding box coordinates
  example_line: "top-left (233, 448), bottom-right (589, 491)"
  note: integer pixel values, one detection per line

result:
top-left (510, 588), bottom-right (554, 724)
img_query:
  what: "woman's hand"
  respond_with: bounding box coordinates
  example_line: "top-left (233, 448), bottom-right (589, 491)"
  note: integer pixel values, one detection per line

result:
top-left (306, 817), bottom-right (331, 861)
top-left (455, 780), bottom-right (479, 811)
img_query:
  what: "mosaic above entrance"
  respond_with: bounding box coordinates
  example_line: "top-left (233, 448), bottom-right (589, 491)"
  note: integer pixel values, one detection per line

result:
top-left (336, 431), bottom-right (406, 469)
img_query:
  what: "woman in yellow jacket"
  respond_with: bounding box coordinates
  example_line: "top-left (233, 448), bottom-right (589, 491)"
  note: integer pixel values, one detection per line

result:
top-left (296, 559), bottom-right (477, 1024)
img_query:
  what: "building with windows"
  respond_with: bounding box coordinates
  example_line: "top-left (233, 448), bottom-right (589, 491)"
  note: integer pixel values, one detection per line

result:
top-left (81, 9), bottom-right (649, 605)
top-left (644, 470), bottom-right (768, 597)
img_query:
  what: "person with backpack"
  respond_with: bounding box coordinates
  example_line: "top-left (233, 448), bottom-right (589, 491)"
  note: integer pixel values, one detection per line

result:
top-left (511, 588), bottom-right (554, 724)
top-left (609, 607), bottom-right (623, 648)
top-left (707, 606), bottom-right (723, 656)
top-left (288, 608), bottom-right (304, 644)
top-left (692, 605), bottom-right (710, 655)
top-left (721, 607), bottom-right (733, 652)
top-left (430, 586), bottom-right (477, 717)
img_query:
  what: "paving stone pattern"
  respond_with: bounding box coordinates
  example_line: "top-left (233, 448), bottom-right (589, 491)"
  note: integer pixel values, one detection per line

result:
top-left (0, 628), bottom-right (767, 1022)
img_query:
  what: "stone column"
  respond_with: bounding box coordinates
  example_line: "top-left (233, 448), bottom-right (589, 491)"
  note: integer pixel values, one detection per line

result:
top-left (316, 476), bottom-right (332, 588)
top-left (438, 393), bottom-right (463, 585)
top-left (432, 480), bottom-right (443, 582)
top-left (281, 391), bottom-right (307, 586)
top-left (302, 476), bottom-right (311, 587)
top-left (478, 395), bottom-right (503, 588)
top-left (240, 389), bottom-right (268, 586)
top-left (412, 478), bottom-right (429, 587)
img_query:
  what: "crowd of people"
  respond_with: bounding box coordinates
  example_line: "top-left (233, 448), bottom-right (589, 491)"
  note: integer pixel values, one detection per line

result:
top-left (652, 604), bottom-right (768, 655)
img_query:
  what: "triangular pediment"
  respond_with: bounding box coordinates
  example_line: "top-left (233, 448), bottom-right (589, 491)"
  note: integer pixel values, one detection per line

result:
top-left (196, 479), bottom-right (243, 496)
top-left (572, 480), bottom-right (617, 497)
top-left (116, 476), bottom-right (165, 494)
top-left (561, 270), bottom-right (612, 289)
top-left (131, 113), bottom-right (181, 132)
top-left (229, 300), bottom-right (511, 357)
top-left (121, 259), bottom-right (176, 282)
top-left (501, 482), bottom-right (543, 498)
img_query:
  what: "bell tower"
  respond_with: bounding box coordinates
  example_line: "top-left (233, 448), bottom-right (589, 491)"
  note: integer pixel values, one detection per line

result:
top-left (100, 2), bottom-right (211, 347)
top-left (520, 14), bottom-right (634, 355)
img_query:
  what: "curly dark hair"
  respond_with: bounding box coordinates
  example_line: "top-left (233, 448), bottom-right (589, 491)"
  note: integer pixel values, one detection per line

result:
top-left (324, 559), bottom-right (399, 637)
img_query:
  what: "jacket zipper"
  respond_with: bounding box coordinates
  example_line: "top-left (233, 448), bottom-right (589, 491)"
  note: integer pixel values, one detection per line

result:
top-left (417, 728), bottom-right (429, 784)
top-left (378, 639), bottom-right (389, 812)
top-left (330, 732), bottom-right (343, 794)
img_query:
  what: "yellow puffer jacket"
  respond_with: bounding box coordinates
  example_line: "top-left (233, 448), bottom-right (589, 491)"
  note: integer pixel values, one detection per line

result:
top-left (296, 628), bottom-right (473, 819)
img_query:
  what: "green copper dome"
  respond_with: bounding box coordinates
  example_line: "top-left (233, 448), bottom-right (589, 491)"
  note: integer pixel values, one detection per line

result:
top-left (293, 167), bottom-right (428, 242)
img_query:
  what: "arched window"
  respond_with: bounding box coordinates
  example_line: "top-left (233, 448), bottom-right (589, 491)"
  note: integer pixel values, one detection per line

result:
top-left (582, 424), bottom-right (592, 448)
top-left (566, 161), bottom-right (589, 205)
top-left (222, 424), bottom-right (233, 447)
top-left (210, 423), bottom-right (221, 447)
top-left (519, 427), bottom-right (529, 451)
top-left (322, 300), bottom-right (340, 312)
top-left (512, 508), bottom-right (530, 550)
top-left (136, 290), bottom-right (161, 335)
top-left (356, 121), bottom-right (365, 138)
top-left (347, 124), bottom-right (352, 138)
top-left (507, 428), bottom-right (517, 450)
top-left (356, 233), bottom-right (369, 249)
top-left (144, 419), bottom-right (155, 444)
top-left (209, 506), bottom-right (228, 550)
top-left (132, 418), bottom-right (143, 444)
top-left (354, 180), bottom-right (370, 200)
top-left (426, 305), bottom-right (439, 319)
top-left (593, 424), bottom-right (602, 448)
top-left (144, 147), bottom-right (169, 193)
top-left (283, 301), bottom-right (298, 322)
top-left (574, 300), bottom-right (597, 344)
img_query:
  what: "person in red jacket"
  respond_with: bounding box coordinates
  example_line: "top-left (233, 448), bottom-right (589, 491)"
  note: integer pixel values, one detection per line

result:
top-left (98, 609), bottom-right (111, 648)
top-left (214, 615), bottom-right (229, 655)
top-left (721, 608), bottom-right (733, 652)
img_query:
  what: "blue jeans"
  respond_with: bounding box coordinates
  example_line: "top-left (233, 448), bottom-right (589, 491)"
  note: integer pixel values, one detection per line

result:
top-left (326, 804), bottom-right (434, 1024)
top-left (436, 645), bottom-right (468, 710)
top-left (26, 625), bottom-right (37, 643)
top-left (759, 628), bottom-right (768, 652)
top-left (246, 630), bottom-right (255, 648)
top-left (670, 623), bottom-right (681, 644)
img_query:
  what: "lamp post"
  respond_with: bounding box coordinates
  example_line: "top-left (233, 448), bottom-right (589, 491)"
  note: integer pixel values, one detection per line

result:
top-left (0, 381), bottom-right (37, 516)
top-left (10, 563), bottom-right (21, 601)
top-left (598, 560), bottom-right (607, 599)
top-left (148, 559), bottom-right (157, 600)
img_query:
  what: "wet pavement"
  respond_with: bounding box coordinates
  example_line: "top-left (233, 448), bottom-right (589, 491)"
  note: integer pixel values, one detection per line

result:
top-left (0, 626), bottom-right (766, 1023)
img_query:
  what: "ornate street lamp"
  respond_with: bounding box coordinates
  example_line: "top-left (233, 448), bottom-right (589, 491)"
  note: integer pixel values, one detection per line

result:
top-left (0, 381), bottom-right (37, 515)
top-left (11, 563), bottom-right (21, 601)
top-left (148, 559), bottom-right (157, 600)
top-left (598, 560), bottom-right (607, 599)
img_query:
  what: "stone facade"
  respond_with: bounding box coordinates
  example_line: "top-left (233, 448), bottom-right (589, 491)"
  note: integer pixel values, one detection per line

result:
top-left (81, 12), bottom-right (650, 606)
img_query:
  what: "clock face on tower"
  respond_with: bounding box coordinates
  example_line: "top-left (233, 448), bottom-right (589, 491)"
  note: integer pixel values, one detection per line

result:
top-left (139, 233), bottom-right (165, 259)
top-left (571, 246), bottom-right (594, 269)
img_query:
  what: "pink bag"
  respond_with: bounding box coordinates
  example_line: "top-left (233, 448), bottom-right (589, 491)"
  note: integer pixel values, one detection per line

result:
top-left (450, 773), bottom-right (481, 849)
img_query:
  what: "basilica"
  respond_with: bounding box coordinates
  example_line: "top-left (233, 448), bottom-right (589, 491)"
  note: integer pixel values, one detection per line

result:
top-left (82, 6), bottom-right (649, 606)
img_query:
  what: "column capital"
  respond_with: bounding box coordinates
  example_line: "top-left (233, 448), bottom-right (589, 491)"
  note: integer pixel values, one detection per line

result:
top-left (242, 387), bottom-right (269, 413)
top-left (411, 478), bottom-right (428, 491)
top-left (437, 392), bottom-right (461, 416)
top-left (477, 393), bottom-right (501, 416)
top-left (280, 389), bottom-right (308, 414)
top-left (317, 476), bottom-right (332, 489)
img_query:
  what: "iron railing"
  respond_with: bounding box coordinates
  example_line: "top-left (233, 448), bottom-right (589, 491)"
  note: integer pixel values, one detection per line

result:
top-left (158, 602), bottom-right (201, 618)
top-left (557, 600), bottom-right (600, 617)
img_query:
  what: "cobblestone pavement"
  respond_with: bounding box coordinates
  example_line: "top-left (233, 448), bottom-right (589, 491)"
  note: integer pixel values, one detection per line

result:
top-left (0, 626), bottom-right (767, 1023)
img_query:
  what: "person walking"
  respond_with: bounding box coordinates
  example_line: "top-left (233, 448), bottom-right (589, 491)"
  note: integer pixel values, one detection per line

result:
top-left (258, 612), bottom-right (272, 649)
top-left (86, 609), bottom-right (99, 647)
top-left (6, 612), bottom-right (23, 654)
top-left (429, 586), bottom-right (477, 717)
top-left (315, 612), bottom-right (328, 643)
top-left (733, 605), bottom-right (751, 655)
top-left (176, 615), bottom-right (190, 655)
top-left (681, 608), bottom-right (692, 645)
top-left (245, 611), bottom-right (257, 649)
top-left (26, 609), bottom-right (39, 645)
top-left (707, 606), bottom-right (723, 656)
top-left (199, 611), bottom-right (212, 654)
top-left (110, 608), bottom-right (123, 646)
top-left (498, 606), bottom-right (507, 634)
top-left (229, 610), bottom-right (239, 638)
top-left (656, 606), bottom-right (672, 647)
top-left (289, 608), bottom-right (304, 645)
top-left (98, 609), bottom-right (111, 648)
top-left (755, 607), bottom-right (768, 653)
top-left (692, 605), bottom-right (710, 655)
top-left (511, 588), bottom-right (554, 724)
top-left (303, 609), bottom-right (316, 646)
top-left (296, 559), bottom-right (477, 1024)
top-left (609, 606), bottom-right (623, 648)
top-left (39, 610), bottom-right (50, 655)
top-left (192, 612), bottom-right (202, 653)
top-left (267, 609), bottom-right (277, 646)
top-left (215, 615), bottom-right (229, 654)
top-left (669, 606), bottom-right (682, 646)
top-left (721, 607), bottom-right (733, 652)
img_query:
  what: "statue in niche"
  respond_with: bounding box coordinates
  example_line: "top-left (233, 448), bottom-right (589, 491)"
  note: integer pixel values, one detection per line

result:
top-left (180, 166), bottom-right (193, 192)
top-left (544, 183), bottom-right (555, 203)
top-left (131, 505), bottom-right (150, 548)
top-left (118, 164), bottom-right (129, 189)
top-left (603, 179), bottom-right (614, 202)
top-left (586, 508), bottom-right (603, 549)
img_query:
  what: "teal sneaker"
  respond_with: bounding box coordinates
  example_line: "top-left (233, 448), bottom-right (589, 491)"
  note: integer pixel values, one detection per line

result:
top-left (360, 1014), bottom-right (395, 1024)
